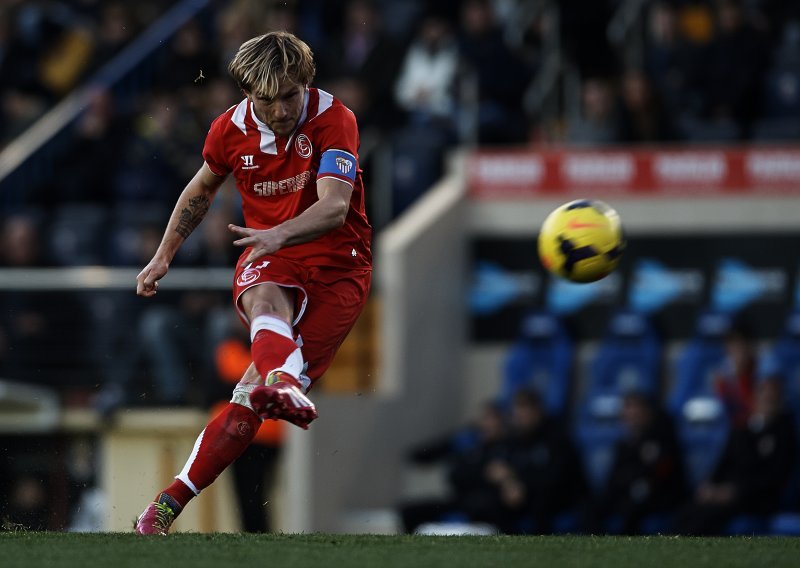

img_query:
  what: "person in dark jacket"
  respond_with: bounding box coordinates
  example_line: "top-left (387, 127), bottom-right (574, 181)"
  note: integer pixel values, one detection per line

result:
top-left (399, 401), bottom-right (508, 533)
top-left (673, 378), bottom-right (798, 535)
top-left (488, 390), bottom-right (586, 534)
top-left (585, 392), bottom-right (687, 534)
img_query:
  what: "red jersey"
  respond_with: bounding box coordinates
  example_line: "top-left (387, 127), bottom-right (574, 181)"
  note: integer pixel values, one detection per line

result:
top-left (202, 88), bottom-right (372, 270)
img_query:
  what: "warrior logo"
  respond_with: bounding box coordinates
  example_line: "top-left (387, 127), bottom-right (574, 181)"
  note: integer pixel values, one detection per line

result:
top-left (295, 134), bottom-right (312, 158)
top-left (241, 155), bottom-right (258, 170)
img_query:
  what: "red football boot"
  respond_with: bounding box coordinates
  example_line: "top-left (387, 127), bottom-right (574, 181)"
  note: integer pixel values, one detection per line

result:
top-left (250, 371), bottom-right (318, 429)
top-left (134, 495), bottom-right (180, 535)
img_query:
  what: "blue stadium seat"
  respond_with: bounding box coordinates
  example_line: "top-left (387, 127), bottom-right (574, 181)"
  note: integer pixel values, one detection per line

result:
top-left (668, 310), bottom-right (732, 415)
top-left (668, 310), bottom-right (732, 487)
top-left (768, 513), bottom-right (800, 536)
top-left (726, 515), bottom-right (768, 536)
top-left (675, 405), bottom-right (729, 489)
top-left (499, 311), bottom-right (573, 416)
top-left (586, 311), bottom-right (661, 398)
top-left (574, 311), bottom-right (662, 493)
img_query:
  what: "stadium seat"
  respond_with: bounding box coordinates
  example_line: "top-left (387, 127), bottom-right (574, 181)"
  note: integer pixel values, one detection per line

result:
top-left (585, 311), bottom-right (662, 398)
top-left (498, 310), bottom-right (573, 416)
top-left (668, 310), bottom-right (732, 415)
top-left (574, 311), bottom-right (662, 493)
top-left (768, 513), bottom-right (800, 536)
top-left (668, 311), bottom-right (732, 487)
top-left (725, 515), bottom-right (768, 536)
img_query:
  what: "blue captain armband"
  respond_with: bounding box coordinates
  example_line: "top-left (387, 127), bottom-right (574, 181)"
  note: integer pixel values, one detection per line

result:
top-left (318, 149), bottom-right (357, 184)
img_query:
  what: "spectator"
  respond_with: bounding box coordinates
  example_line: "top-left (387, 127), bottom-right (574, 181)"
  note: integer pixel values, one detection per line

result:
top-left (488, 390), bottom-right (586, 534)
top-left (394, 11), bottom-right (459, 128)
top-left (714, 319), bottom-right (757, 428)
top-left (318, 0), bottom-right (404, 131)
top-left (0, 213), bottom-right (88, 386)
top-left (458, 0), bottom-right (530, 144)
top-left (694, 0), bottom-right (771, 134)
top-left (644, 1), bottom-right (697, 116)
top-left (615, 69), bottom-right (678, 143)
top-left (88, 2), bottom-right (137, 70)
top-left (585, 392), bottom-right (687, 535)
top-left (53, 88), bottom-right (128, 207)
top-left (673, 378), bottom-right (798, 535)
top-left (399, 401), bottom-right (508, 533)
top-left (566, 77), bottom-right (618, 145)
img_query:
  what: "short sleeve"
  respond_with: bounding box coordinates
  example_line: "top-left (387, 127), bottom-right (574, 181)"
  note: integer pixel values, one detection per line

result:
top-left (202, 115), bottom-right (232, 176)
top-left (315, 104), bottom-right (360, 186)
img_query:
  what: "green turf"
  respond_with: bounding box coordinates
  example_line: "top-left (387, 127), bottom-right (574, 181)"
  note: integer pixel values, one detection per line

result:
top-left (1, 532), bottom-right (799, 568)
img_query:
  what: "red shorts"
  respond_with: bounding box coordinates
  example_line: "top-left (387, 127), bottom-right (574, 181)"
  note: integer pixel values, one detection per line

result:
top-left (232, 253), bottom-right (371, 385)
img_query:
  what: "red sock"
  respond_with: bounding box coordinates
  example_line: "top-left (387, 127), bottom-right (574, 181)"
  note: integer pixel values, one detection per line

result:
top-left (166, 403), bottom-right (261, 509)
top-left (251, 328), bottom-right (301, 380)
top-left (159, 480), bottom-right (195, 511)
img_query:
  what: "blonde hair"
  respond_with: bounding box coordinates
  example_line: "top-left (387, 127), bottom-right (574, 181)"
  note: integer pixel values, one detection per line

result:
top-left (228, 31), bottom-right (316, 99)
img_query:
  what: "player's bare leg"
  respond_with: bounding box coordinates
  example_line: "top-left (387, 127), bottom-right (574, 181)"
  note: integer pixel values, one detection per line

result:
top-left (241, 282), bottom-right (318, 429)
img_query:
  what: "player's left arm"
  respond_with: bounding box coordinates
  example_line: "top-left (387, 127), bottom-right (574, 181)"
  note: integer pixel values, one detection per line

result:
top-left (229, 177), bottom-right (352, 264)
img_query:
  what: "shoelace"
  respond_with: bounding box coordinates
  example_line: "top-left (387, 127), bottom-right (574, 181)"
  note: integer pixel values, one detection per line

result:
top-left (153, 502), bottom-right (175, 533)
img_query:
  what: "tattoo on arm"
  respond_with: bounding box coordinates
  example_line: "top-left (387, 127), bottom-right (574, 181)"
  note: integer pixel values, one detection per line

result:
top-left (175, 195), bottom-right (210, 238)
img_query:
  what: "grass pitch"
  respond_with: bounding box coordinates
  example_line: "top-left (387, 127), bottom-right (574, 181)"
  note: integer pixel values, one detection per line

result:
top-left (2, 532), bottom-right (799, 568)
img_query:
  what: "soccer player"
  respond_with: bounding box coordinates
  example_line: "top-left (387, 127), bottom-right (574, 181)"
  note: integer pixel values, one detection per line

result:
top-left (133, 31), bottom-right (372, 535)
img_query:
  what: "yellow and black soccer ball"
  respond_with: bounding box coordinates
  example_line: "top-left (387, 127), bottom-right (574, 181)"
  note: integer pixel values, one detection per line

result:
top-left (537, 199), bottom-right (625, 283)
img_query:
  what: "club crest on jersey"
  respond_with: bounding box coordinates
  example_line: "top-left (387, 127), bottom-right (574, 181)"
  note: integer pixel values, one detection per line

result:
top-left (237, 267), bottom-right (261, 286)
top-left (295, 134), bottom-right (312, 158)
top-left (241, 155), bottom-right (259, 170)
top-left (336, 156), bottom-right (353, 174)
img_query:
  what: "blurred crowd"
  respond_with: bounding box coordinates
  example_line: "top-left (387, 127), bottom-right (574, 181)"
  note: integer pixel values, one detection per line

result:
top-left (1, 0), bottom-right (799, 214)
top-left (400, 315), bottom-right (800, 536)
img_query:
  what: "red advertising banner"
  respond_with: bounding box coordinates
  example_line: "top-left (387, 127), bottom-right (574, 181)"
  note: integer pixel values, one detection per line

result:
top-left (467, 147), bottom-right (800, 198)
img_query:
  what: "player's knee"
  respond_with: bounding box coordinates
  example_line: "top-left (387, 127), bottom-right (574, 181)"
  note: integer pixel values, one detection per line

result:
top-left (240, 283), bottom-right (294, 323)
top-left (239, 363), bottom-right (261, 385)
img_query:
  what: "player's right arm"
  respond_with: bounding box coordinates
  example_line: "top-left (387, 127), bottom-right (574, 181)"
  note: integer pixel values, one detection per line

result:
top-left (136, 162), bottom-right (227, 297)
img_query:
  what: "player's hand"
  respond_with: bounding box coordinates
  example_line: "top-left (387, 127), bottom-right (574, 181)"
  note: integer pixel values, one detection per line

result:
top-left (136, 258), bottom-right (169, 297)
top-left (229, 224), bottom-right (285, 263)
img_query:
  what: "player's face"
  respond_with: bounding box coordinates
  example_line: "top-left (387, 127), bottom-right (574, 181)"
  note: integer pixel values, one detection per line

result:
top-left (248, 81), bottom-right (305, 137)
